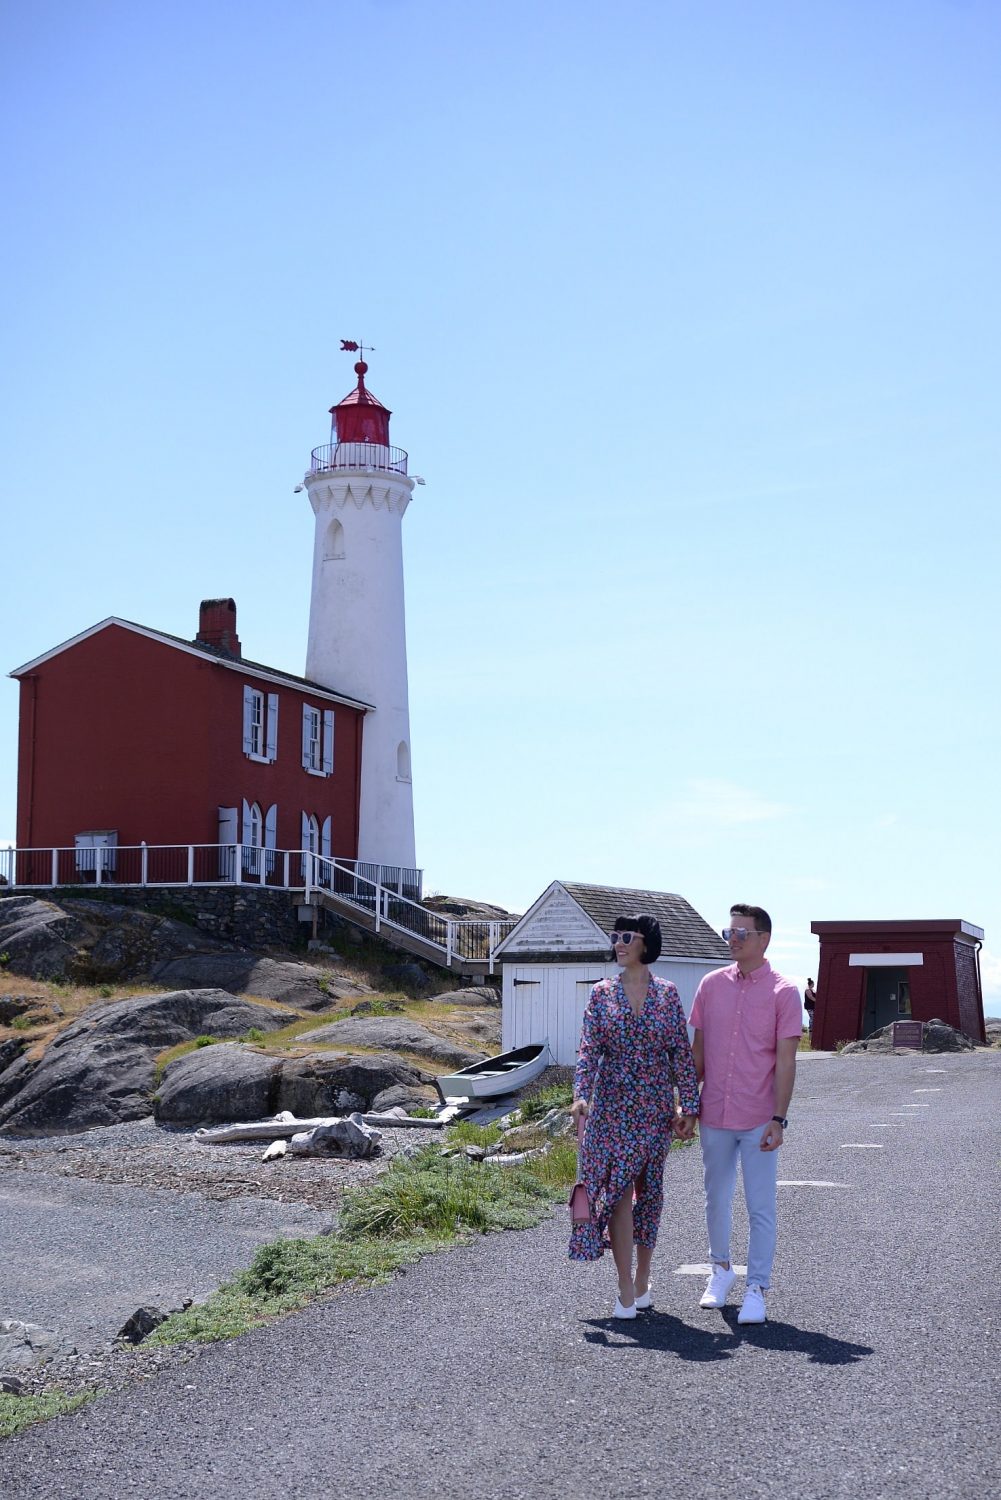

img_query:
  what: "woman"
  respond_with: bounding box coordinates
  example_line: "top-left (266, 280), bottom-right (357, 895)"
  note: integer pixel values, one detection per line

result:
top-left (569, 913), bottom-right (700, 1318)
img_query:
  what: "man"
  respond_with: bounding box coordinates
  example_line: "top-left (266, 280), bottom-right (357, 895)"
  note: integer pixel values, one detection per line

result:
top-left (686, 904), bottom-right (802, 1324)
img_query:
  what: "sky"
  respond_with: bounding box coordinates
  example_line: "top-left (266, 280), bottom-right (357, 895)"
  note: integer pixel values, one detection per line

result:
top-left (2, 0), bottom-right (999, 1005)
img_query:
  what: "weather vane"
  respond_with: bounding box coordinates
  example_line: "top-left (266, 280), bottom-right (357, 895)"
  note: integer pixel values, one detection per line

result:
top-left (340, 339), bottom-right (375, 358)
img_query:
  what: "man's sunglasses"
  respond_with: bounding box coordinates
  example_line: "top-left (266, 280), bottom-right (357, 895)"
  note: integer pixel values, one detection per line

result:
top-left (722, 926), bottom-right (760, 941)
top-left (610, 931), bottom-right (642, 945)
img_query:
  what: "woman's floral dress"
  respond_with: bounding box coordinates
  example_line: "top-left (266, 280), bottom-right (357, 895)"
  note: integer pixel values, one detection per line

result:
top-left (569, 974), bottom-right (700, 1262)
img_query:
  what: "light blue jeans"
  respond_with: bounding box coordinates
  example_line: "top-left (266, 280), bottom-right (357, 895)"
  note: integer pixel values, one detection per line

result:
top-left (700, 1121), bottom-right (779, 1290)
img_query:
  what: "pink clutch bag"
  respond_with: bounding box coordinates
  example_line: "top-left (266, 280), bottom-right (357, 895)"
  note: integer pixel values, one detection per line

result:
top-left (569, 1113), bottom-right (593, 1225)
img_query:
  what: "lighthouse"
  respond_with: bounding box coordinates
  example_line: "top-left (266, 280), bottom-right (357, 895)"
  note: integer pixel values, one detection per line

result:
top-left (304, 356), bottom-right (417, 868)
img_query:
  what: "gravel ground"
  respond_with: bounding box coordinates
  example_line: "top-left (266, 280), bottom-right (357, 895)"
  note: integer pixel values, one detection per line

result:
top-left (0, 1114), bottom-right (443, 1395)
top-left (1, 1115), bottom-right (442, 1209)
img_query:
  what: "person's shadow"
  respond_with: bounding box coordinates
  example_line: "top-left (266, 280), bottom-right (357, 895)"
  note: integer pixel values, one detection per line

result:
top-left (583, 1306), bottom-right (872, 1366)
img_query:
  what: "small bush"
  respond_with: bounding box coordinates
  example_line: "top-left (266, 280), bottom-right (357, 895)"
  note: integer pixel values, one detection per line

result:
top-left (518, 1082), bottom-right (574, 1123)
top-left (194, 1035), bottom-right (217, 1049)
top-left (244, 1027), bottom-right (266, 1044)
top-left (98, 984), bottom-right (113, 999)
top-left (11, 1015), bottom-right (33, 1032)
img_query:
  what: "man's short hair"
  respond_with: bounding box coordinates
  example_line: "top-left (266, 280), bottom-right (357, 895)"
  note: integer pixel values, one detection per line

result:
top-left (610, 912), bottom-right (663, 963)
top-left (730, 903), bottom-right (771, 934)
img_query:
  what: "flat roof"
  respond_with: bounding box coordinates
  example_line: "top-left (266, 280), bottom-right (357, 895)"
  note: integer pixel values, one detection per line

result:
top-left (811, 919), bottom-right (983, 941)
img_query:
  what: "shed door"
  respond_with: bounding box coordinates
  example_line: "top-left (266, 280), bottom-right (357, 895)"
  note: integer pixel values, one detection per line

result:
top-left (503, 965), bottom-right (607, 1066)
top-left (863, 967), bottom-right (908, 1036)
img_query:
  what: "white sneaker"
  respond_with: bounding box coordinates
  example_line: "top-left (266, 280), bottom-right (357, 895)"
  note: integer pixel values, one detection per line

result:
top-left (737, 1283), bottom-right (767, 1324)
top-left (613, 1296), bottom-right (637, 1319)
top-left (700, 1263), bottom-right (737, 1308)
top-left (634, 1287), bottom-right (653, 1311)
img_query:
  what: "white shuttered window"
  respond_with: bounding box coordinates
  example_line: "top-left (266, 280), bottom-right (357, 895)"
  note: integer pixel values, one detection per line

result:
top-left (243, 686), bottom-right (278, 762)
top-left (302, 703), bottom-right (334, 776)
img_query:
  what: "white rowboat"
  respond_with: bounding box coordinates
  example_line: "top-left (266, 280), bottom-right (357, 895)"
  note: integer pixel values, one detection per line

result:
top-left (435, 1040), bottom-right (550, 1104)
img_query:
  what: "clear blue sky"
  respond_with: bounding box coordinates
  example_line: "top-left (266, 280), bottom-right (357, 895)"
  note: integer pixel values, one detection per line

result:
top-left (2, 1), bottom-right (999, 1006)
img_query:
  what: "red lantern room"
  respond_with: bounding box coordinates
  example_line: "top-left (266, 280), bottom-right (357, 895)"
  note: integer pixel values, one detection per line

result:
top-left (329, 361), bottom-right (392, 447)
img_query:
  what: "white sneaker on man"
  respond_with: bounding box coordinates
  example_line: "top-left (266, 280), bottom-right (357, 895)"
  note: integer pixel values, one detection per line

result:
top-left (737, 1283), bottom-right (767, 1324)
top-left (699, 1262), bottom-right (737, 1308)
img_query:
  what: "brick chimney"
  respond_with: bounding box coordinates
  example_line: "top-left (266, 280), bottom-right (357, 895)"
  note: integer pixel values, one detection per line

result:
top-left (197, 598), bottom-right (241, 658)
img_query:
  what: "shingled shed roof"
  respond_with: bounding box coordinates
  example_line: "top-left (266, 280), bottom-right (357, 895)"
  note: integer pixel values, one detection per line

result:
top-left (560, 882), bottom-right (730, 961)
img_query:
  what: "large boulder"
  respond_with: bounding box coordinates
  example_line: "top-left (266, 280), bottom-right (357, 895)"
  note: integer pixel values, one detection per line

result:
top-left (433, 986), bottom-right (500, 1008)
top-left (150, 952), bottom-right (371, 1010)
top-left (154, 1045), bottom-right (430, 1125)
top-left (0, 990), bottom-right (297, 1134)
top-left (296, 1017), bottom-right (482, 1068)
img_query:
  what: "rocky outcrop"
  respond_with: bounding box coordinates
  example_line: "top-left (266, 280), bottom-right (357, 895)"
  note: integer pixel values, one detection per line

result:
top-left (0, 896), bottom-right (219, 983)
top-left (840, 1017), bottom-right (977, 1055)
top-left (296, 1016), bottom-right (483, 1068)
top-left (154, 1044), bottom-right (432, 1125)
top-left (150, 952), bottom-right (370, 1010)
top-left (0, 990), bottom-right (298, 1134)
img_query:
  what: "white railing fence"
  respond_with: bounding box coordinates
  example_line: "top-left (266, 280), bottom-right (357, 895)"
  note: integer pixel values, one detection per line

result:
top-left (0, 844), bottom-right (515, 971)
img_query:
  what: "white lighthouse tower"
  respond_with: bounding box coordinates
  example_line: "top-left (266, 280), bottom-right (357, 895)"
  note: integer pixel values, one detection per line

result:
top-left (304, 355), bottom-right (416, 869)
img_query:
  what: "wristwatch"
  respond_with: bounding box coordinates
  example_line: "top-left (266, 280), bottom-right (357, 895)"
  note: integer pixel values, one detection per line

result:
top-left (771, 1115), bottom-right (788, 1128)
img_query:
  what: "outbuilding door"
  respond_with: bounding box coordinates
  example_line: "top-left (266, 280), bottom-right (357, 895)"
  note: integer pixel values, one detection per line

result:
top-left (504, 964), bottom-right (608, 1064)
top-left (862, 967), bottom-right (909, 1036)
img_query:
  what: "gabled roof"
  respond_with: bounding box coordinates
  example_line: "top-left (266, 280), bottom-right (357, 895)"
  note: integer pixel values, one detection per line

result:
top-left (494, 879), bottom-right (730, 962)
top-left (561, 882), bottom-right (730, 960)
top-left (8, 617), bottom-right (373, 711)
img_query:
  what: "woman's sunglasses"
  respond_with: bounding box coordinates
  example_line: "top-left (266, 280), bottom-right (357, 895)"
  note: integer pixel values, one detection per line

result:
top-left (610, 931), bottom-right (642, 945)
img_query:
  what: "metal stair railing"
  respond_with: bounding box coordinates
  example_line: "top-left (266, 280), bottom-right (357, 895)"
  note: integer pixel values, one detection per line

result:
top-left (307, 854), bottom-right (516, 971)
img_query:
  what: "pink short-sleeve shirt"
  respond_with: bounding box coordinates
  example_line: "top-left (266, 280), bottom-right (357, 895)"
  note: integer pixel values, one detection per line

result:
top-left (689, 960), bottom-right (802, 1130)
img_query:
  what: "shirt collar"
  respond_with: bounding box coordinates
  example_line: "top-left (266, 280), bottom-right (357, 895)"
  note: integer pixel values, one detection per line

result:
top-left (730, 959), bottom-right (772, 983)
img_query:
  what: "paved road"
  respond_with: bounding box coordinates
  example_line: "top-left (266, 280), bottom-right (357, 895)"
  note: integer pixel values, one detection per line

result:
top-left (5, 1051), bottom-right (1000, 1500)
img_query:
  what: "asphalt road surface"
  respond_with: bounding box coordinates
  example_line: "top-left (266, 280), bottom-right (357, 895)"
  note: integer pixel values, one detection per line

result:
top-left (5, 1050), bottom-right (1000, 1500)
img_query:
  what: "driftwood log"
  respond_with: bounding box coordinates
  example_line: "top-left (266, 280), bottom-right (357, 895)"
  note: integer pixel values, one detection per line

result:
top-left (195, 1110), bottom-right (445, 1145)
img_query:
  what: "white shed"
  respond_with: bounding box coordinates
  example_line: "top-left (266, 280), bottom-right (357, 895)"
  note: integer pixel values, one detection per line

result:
top-left (497, 880), bottom-right (730, 1065)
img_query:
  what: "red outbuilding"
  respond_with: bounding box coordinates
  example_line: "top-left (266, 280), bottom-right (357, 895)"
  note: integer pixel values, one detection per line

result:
top-left (11, 599), bottom-right (369, 883)
top-left (809, 918), bottom-right (986, 1048)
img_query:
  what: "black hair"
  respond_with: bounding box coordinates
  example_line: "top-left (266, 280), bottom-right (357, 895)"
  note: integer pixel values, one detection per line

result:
top-left (609, 912), bottom-right (662, 963)
top-left (729, 903), bottom-right (772, 934)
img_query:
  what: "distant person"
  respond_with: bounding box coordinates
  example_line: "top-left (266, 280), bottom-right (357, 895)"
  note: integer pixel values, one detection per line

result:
top-left (689, 904), bottom-right (801, 1324)
top-left (804, 977), bottom-right (818, 1039)
top-left (569, 913), bottom-right (700, 1318)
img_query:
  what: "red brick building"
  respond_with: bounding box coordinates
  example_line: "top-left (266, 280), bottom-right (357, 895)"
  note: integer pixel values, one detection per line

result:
top-left (11, 599), bottom-right (368, 882)
top-left (810, 918), bottom-right (986, 1048)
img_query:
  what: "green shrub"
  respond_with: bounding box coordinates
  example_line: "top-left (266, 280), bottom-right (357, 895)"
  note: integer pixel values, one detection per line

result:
top-left (244, 1027), bottom-right (266, 1044)
top-left (11, 1015), bottom-right (33, 1032)
top-left (194, 1035), bottom-right (217, 1049)
top-left (518, 1082), bottom-right (574, 1123)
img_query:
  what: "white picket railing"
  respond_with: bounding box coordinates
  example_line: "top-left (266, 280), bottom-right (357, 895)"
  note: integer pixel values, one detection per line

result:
top-left (0, 844), bottom-right (514, 971)
top-left (0, 844), bottom-right (419, 895)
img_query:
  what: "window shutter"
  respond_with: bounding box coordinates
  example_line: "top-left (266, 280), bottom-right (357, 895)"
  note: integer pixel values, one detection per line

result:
top-left (302, 704), bottom-right (312, 768)
top-left (322, 710), bottom-right (334, 775)
top-left (242, 799), bottom-right (252, 842)
top-left (264, 803), bottom-right (277, 849)
top-left (321, 815), bottom-right (332, 859)
top-left (242, 687), bottom-right (254, 755)
top-left (266, 694), bottom-right (279, 761)
top-left (301, 811), bottom-right (310, 850)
